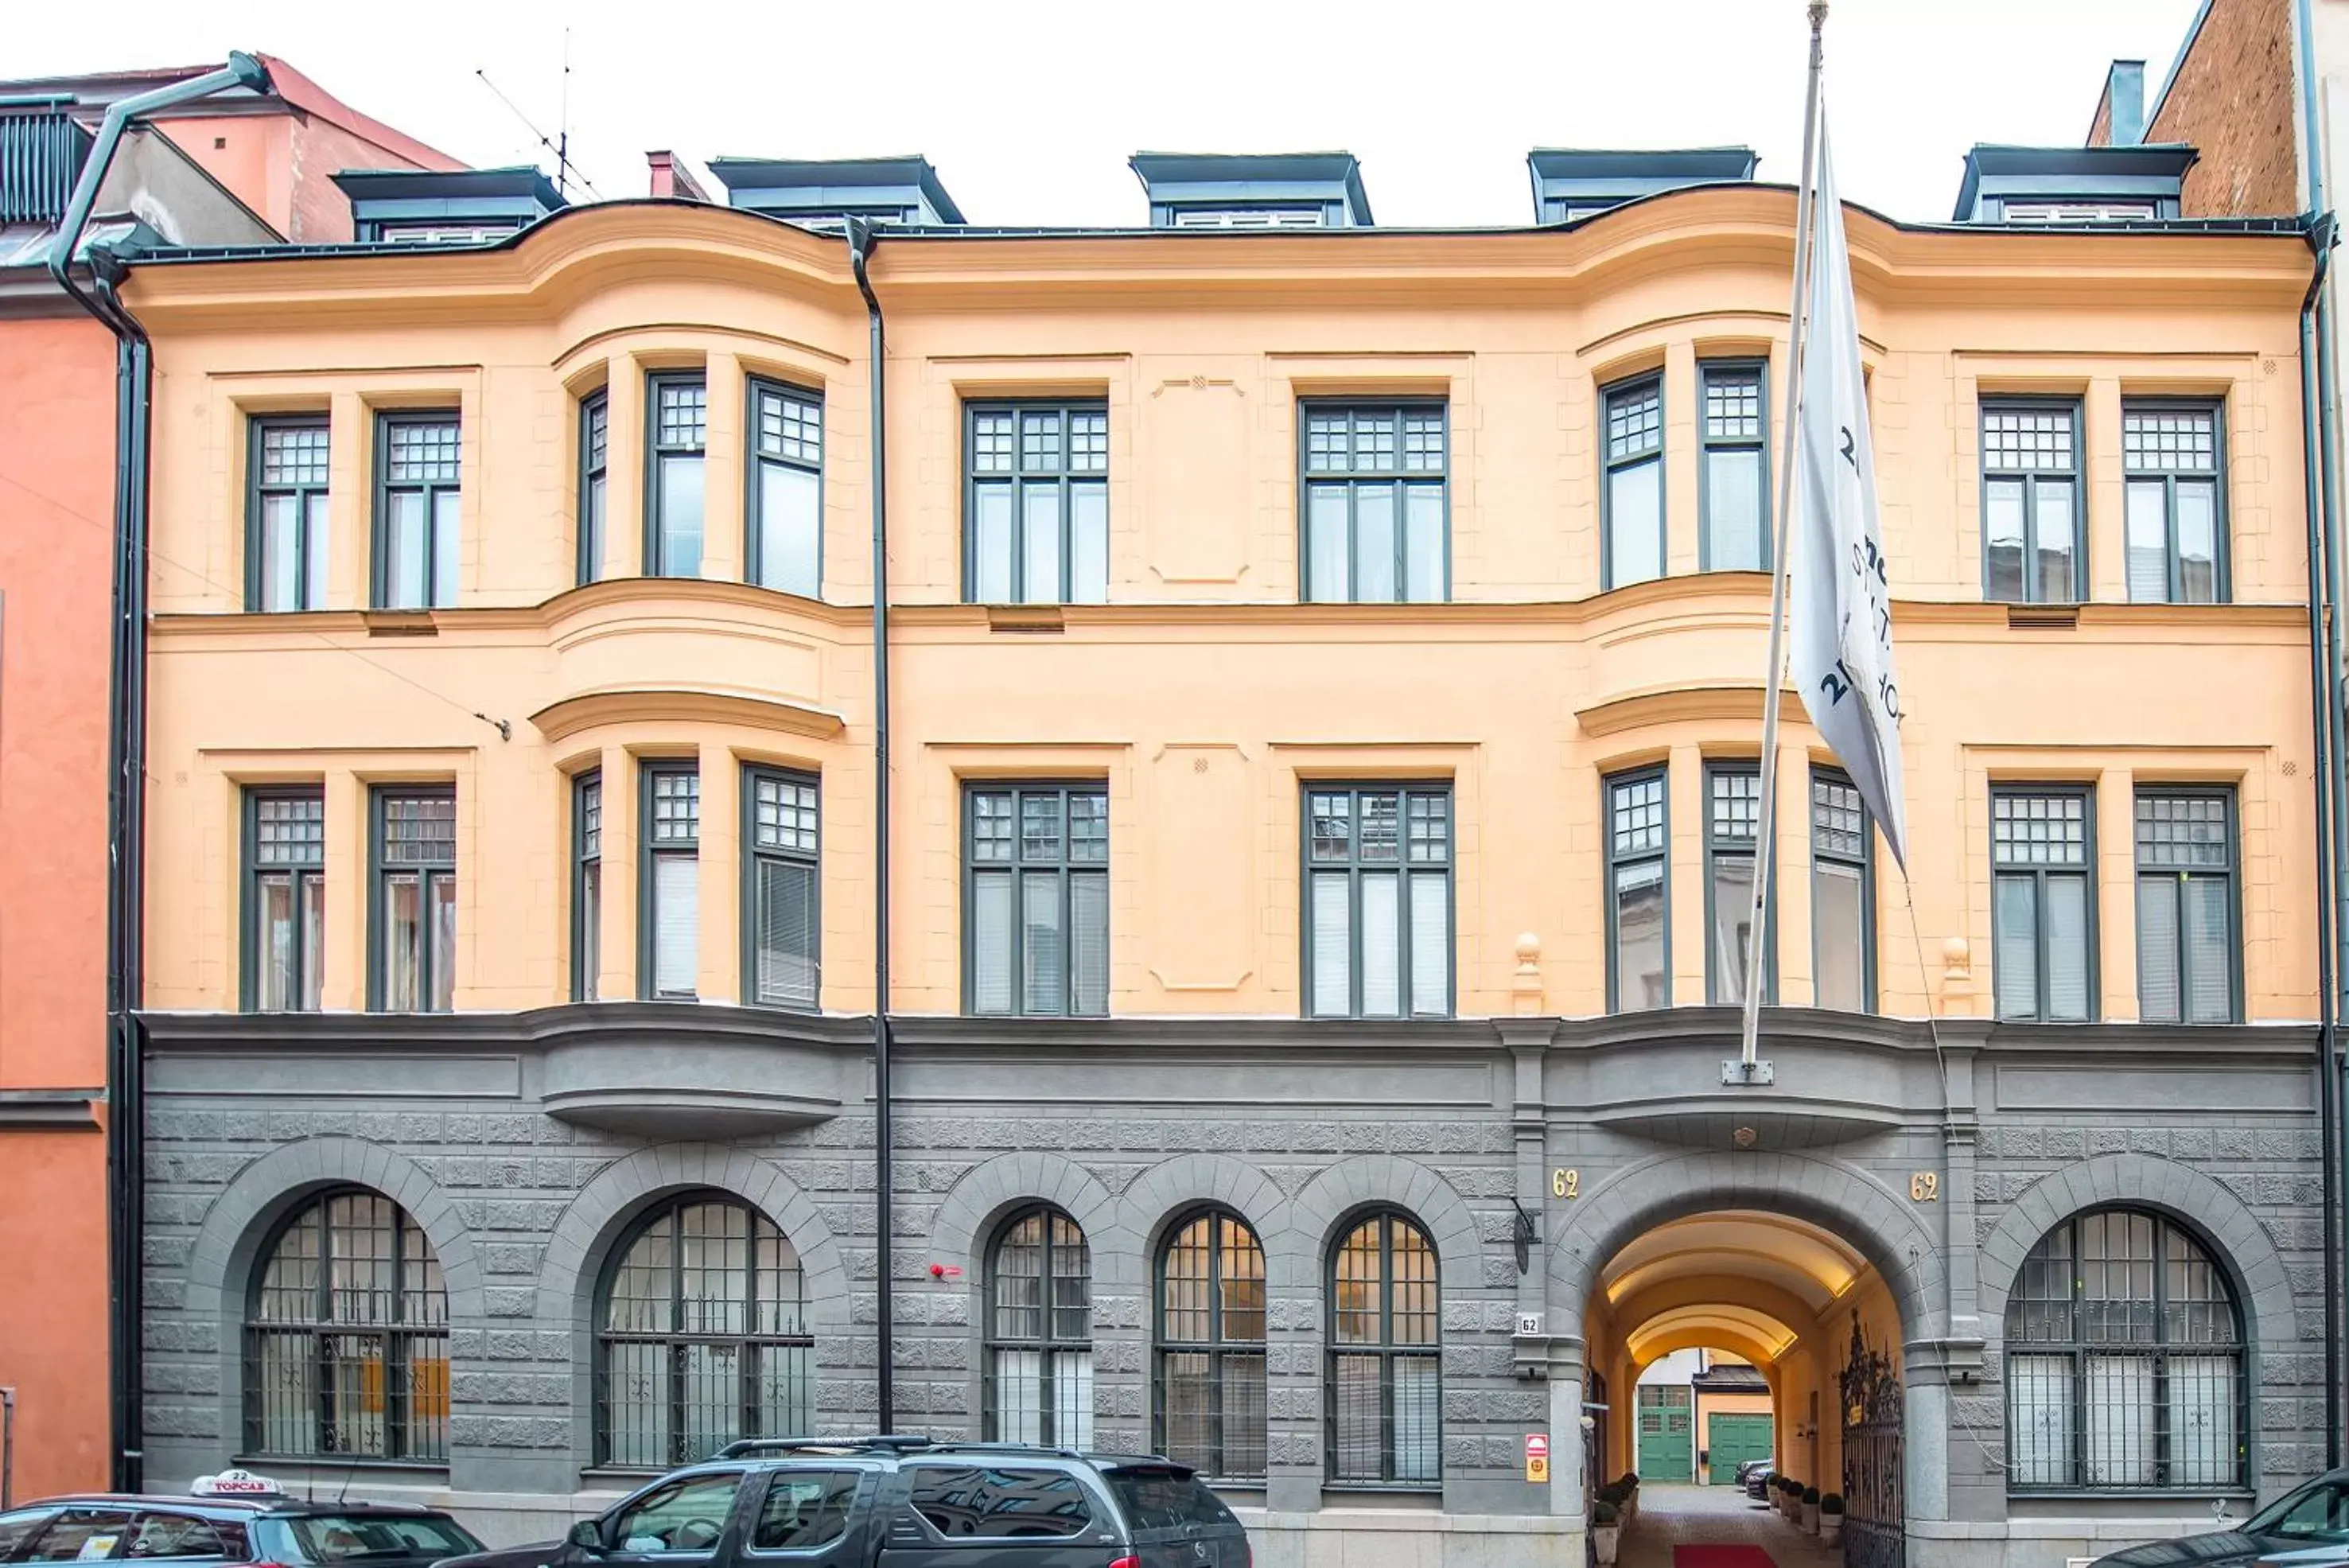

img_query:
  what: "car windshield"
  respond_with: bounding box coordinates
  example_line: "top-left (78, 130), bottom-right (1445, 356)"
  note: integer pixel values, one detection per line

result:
top-left (1102, 1469), bottom-right (1238, 1538)
top-left (283, 1515), bottom-right (482, 1560)
top-left (2248, 1479), bottom-right (2349, 1544)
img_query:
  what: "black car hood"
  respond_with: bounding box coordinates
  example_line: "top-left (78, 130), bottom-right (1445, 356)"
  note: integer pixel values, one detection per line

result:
top-left (2095, 1532), bottom-right (2307, 1568)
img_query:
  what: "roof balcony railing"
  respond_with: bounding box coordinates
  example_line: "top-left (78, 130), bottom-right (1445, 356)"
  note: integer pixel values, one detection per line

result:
top-left (0, 103), bottom-right (91, 227)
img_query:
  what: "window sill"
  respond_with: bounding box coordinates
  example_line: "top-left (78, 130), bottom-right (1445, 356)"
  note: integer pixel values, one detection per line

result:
top-left (1319, 1485), bottom-right (1442, 1502)
top-left (234, 1455), bottom-right (449, 1476)
top-left (2007, 1488), bottom-right (2254, 1502)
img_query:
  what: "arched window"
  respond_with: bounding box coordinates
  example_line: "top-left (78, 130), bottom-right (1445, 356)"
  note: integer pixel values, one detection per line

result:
top-left (244, 1189), bottom-right (448, 1460)
top-left (2005, 1208), bottom-right (2243, 1490)
top-left (1156, 1209), bottom-right (1267, 1478)
top-left (596, 1193), bottom-right (811, 1468)
top-left (1328, 1210), bottom-right (1439, 1484)
top-left (985, 1205), bottom-right (1091, 1447)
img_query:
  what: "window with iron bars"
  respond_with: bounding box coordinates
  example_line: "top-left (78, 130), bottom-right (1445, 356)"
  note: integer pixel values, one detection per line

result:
top-left (1155, 1209), bottom-right (1267, 1480)
top-left (1326, 1210), bottom-right (1439, 1485)
top-left (986, 1206), bottom-right (1093, 1448)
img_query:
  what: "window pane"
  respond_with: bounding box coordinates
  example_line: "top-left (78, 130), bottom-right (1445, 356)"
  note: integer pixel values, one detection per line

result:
top-left (1021, 870), bottom-right (1066, 1014)
top-left (2036, 477), bottom-right (2077, 601)
top-left (756, 463), bottom-right (820, 597)
top-left (2178, 480), bottom-right (2219, 603)
top-left (299, 873), bottom-right (325, 1011)
top-left (261, 494), bottom-right (301, 610)
top-left (1706, 448), bottom-right (1764, 570)
top-left (304, 492), bottom-right (331, 609)
top-left (1614, 860), bottom-right (1666, 1010)
top-left (1359, 872), bottom-right (1399, 1017)
top-left (2184, 875), bottom-right (2233, 1023)
top-left (974, 484), bottom-right (1013, 602)
top-left (429, 871), bottom-right (456, 1010)
top-left (2084, 1355), bottom-right (2156, 1487)
top-left (755, 859), bottom-right (818, 1008)
top-left (1985, 477), bottom-right (2026, 601)
top-left (1394, 1356), bottom-right (1441, 1482)
top-left (1404, 484), bottom-right (1444, 601)
top-left (585, 473), bottom-right (607, 582)
top-left (974, 871), bottom-right (1013, 1014)
top-left (1070, 481), bottom-right (1108, 604)
top-left (2168, 1354), bottom-right (2238, 1487)
top-left (1355, 484), bottom-right (1397, 602)
top-left (1331, 1355), bottom-right (1383, 1480)
top-left (2125, 479), bottom-right (2169, 602)
top-left (1070, 872), bottom-right (1108, 1016)
top-left (386, 492), bottom-right (426, 609)
top-left (1311, 870), bottom-right (1351, 1015)
top-left (579, 861), bottom-right (600, 1002)
top-left (1307, 484), bottom-right (1349, 602)
top-left (659, 454), bottom-right (705, 577)
top-left (2047, 873), bottom-right (2090, 1021)
top-left (653, 854), bottom-right (698, 998)
top-left (1814, 859), bottom-right (1865, 1010)
top-left (256, 873), bottom-right (297, 1010)
top-left (1608, 460), bottom-right (1663, 586)
top-left (430, 488), bottom-right (460, 606)
top-left (1994, 873), bottom-right (2038, 1019)
top-left (383, 873), bottom-right (422, 1010)
top-left (1022, 483), bottom-right (1062, 603)
top-left (2138, 875), bottom-right (2180, 1023)
top-left (1712, 852), bottom-right (1756, 1005)
top-left (2009, 1353), bottom-right (2075, 1487)
top-left (1409, 870), bottom-right (1449, 1017)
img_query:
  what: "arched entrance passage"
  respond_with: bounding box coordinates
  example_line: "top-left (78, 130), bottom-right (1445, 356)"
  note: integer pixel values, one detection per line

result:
top-left (1546, 1151), bottom-right (1946, 1566)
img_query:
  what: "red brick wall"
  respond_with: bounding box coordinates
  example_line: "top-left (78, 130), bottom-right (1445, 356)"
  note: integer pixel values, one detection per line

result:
top-left (2149, 0), bottom-right (2303, 215)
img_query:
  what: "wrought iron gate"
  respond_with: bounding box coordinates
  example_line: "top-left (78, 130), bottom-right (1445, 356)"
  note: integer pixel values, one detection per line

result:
top-left (1840, 1318), bottom-right (1904, 1568)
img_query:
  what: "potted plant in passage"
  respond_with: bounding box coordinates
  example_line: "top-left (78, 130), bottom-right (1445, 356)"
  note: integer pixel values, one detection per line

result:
top-left (1591, 1500), bottom-right (1622, 1566)
top-left (1819, 1494), bottom-right (1844, 1546)
top-left (1802, 1485), bottom-right (1822, 1534)
top-left (1779, 1477), bottom-right (1802, 1519)
top-left (1619, 1472), bottom-right (1640, 1525)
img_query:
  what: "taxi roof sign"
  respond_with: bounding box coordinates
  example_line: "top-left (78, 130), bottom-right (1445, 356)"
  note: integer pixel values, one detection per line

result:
top-left (192, 1469), bottom-right (282, 1497)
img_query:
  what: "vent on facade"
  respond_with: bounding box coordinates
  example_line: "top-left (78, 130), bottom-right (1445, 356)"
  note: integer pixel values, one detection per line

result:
top-left (364, 610), bottom-right (438, 637)
top-left (0, 101), bottom-right (90, 225)
top-left (2005, 604), bottom-right (2079, 630)
top-left (986, 605), bottom-right (1066, 634)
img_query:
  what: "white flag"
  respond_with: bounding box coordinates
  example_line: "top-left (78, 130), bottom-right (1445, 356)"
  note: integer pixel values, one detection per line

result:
top-left (1791, 123), bottom-right (1908, 870)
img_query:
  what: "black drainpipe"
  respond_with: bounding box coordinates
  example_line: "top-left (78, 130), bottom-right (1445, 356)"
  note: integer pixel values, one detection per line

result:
top-left (44, 53), bottom-right (271, 1492)
top-left (846, 217), bottom-right (895, 1426)
top-left (2299, 220), bottom-right (2342, 1469)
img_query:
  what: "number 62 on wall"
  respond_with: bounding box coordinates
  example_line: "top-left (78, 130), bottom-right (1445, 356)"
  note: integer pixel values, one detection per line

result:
top-left (1551, 1169), bottom-right (1579, 1199)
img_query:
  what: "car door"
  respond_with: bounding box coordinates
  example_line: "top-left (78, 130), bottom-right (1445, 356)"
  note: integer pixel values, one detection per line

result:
top-left (736, 1469), bottom-right (870, 1568)
top-left (119, 1512), bottom-right (240, 1568)
top-left (597, 1472), bottom-right (751, 1568)
top-left (20, 1509), bottom-right (138, 1565)
top-left (877, 1465), bottom-right (1116, 1568)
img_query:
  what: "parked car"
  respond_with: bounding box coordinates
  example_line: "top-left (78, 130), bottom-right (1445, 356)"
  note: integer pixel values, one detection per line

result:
top-left (0, 1469), bottom-right (486, 1568)
top-left (430, 1436), bottom-right (1250, 1568)
top-left (1734, 1458), bottom-right (1774, 1490)
top-left (2088, 1467), bottom-right (2349, 1568)
top-left (1742, 1464), bottom-right (1775, 1501)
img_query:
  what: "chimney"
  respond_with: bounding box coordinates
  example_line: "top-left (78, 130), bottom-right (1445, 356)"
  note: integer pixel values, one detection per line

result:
top-left (2103, 60), bottom-right (2146, 146)
top-left (647, 150), bottom-right (710, 202)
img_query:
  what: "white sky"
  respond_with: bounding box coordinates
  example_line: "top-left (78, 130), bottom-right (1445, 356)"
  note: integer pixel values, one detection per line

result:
top-left (12, 0), bottom-right (2207, 227)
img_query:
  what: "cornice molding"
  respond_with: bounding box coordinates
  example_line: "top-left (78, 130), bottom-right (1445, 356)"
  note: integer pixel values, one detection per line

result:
top-left (530, 687), bottom-right (847, 745)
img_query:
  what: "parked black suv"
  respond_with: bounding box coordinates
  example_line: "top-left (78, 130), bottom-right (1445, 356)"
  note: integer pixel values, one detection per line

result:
top-left (434, 1437), bottom-right (1250, 1568)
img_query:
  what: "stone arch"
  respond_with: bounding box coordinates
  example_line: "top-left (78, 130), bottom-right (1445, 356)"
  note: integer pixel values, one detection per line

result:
top-left (1975, 1152), bottom-right (2296, 1355)
top-left (1120, 1152), bottom-right (1295, 1290)
top-left (1608, 1273), bottom-right (1825, 1355)
top-left (1286, 1154), bottom-right (1484, 1298)
top-left (182, 1135), bottom-right (483, 1460)
top-left (1547, 1149), bottom-right (1946, 1340)
top-left (928, 1150), bottom-right (1129, 1290)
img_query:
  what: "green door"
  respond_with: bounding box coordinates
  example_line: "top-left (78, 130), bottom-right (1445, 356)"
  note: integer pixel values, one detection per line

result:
top-left (1708, 1413), bottom-right (1774, 1484)
top-left (1636, 1387), bottom-right (1694, 1481)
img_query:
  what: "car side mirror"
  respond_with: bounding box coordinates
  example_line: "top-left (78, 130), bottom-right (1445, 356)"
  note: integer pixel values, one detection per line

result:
top-left (566, 1521), bottom-right (605, 1555)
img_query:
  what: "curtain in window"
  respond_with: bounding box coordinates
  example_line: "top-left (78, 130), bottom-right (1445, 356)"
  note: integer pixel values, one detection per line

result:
top-left (2007, 1354), bottom-right (2073, 1487)
top-left (653, 856), bottom-right (698, 997)
top-left (2083, 1355), bottom-right (2156, 1487)
top-left (754, 859), bottom-right (817, 1007)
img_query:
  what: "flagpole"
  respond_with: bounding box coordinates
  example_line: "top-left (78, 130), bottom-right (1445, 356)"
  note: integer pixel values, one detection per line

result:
top-left (1733, 0), bottom-right (1828, 1083)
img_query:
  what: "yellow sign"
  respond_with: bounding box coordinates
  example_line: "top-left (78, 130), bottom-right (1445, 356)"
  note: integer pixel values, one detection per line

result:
top-left (1525, 1433), bottom-right (1550, 1484)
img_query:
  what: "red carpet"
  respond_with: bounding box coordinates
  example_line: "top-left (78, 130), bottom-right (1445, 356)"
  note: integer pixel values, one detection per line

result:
top-left (1674, 1547), bottom-right (1780, 1568)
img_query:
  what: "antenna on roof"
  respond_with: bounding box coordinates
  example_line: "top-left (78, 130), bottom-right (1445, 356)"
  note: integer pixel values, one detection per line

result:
top-left (475, 49), bottom-right (601, 200)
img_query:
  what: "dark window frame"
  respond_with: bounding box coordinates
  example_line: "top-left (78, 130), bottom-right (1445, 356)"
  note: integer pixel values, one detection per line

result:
top-left (590, 1191), bottom-right (813, 1471)
top-left (1297, 399), bottom-right (1452, 605)
top-left (370, 409), bottom-right (461, 610)
top-left (1698, 360), bottom-right (1771, 573)
top-left (2002, 1206), bottom-right (2247, 1494)
top-left (1300, 782), bottom-right (1455, 1020)
top-left (1323, 1208), bottom-right (1441, 1488)
top-left (746, 377), bottom-right (825, 599)
top-left (963, 781), bottom-right (1110, 1017)
top-left (367, 784), bottom-right (455, 1014)
top-left (644, 371), bottom-right (709, 579)
top-left (1153, 1207), bottom-right (1269, 1481)
top-left (1980, 397), bottom-right (2086, 605)
top-left (1600, 373), bottom-right (1666, 591)
top-left (1605, 766), bottom-right (1671, 1011)
top-left (246, 413), bottom-right (332, 613)
top-left (578, 389), bottom-right (609, 586)
top-left (1991, 784), bottom-right (2100, 1022)
top-left (638, 760), bottom-right (701, 1001)
top-left (1702, 761), bottom-right (1777, 1006)
top-left (982, 1204), bottom-right (1093, 1447)
top-left (741, 765), bottom-right (822, 1012)
top-left (1810, 765), bottom-right (1877, 1011)
top-left (242, 1186), bottom-right (449, 1462)
top-left (240, 785), bottom-right (326, 1014)
top-left (573, 771), bottom-right (601, 1003)
top-left (2121, 398), bottom-right (2229, 605)
top-left (2134, 784), bottom-right (2242, 1025)
top-left (963, 399), bottom-right (1110, 605)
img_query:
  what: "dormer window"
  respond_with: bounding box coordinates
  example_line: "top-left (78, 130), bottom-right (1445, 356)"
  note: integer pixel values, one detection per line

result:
top-left (1526, 148), bottom-right (1759, 224)
top-left (1168, 205), bottom-right (1328, 228)
top-left (1951, 146), bottom-right (2191, 224)
top-left (1997, 200), bottom-right (2158, 224)
top-left (1131, 152), bottom-right (1371, 229)
top-left (333, 166), bottom-right (564, 245)
top-left (708, 156), bottom-right (965, 228)
top-left (374, 220), bottom-right (526, 244)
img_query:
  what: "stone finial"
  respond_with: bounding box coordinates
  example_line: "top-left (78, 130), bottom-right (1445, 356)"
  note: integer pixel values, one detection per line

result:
top-left (1942, 936), bottom-right (1970, 981)
top-left (1512, 932), bottom-right (1544, 1015)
